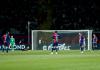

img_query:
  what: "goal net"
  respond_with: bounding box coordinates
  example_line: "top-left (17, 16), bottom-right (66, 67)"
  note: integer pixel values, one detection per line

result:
top-left (31, 30), bottom-right (92, 50)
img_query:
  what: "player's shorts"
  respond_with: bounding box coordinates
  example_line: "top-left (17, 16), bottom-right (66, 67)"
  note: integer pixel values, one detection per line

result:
top-left (10, 43), bottom-right (15, 48)
top-left (53, 42), bottom-right (58, 46)
top-left (79, 42), bottom-right (84, 46)
top-left (52, 47), bottom-right (58, 50)
top-left (93, 43), bottom-right (97, 47)
top-left (3, 42), bottom-right (7, 46)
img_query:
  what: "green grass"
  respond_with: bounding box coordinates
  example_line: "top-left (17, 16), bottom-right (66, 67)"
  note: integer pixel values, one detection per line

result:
top-left (0, 50), bottom-right (100, 70)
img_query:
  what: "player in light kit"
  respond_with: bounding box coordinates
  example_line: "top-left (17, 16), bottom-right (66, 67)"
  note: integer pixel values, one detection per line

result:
top-left (79, 33), bottom-right (85, 53)
top-left (51, 31), bottom-right (59, 54)
top-left (10, 35), bottom-right (15, 51)
top-left (92, 34), bottom-right (98, 50)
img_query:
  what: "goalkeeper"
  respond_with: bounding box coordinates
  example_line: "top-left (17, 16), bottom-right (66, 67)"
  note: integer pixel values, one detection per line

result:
top-left (10, 35), bottom-right (15, 51)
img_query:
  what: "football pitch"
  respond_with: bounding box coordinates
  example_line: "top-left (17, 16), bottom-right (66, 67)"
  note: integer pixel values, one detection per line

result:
top-left (0, 50), bottom-right (100, 70)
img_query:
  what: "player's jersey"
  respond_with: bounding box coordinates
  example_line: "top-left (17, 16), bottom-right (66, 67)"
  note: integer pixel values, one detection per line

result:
top-left (79, 35), bottom-right (84, 43)
top-left (6, 33), bottom-right (10, 43)
top-left (93, 37), bottom-right (97, 43)
top-left (79, 35), bottom-right (85, 47)
top-left (53, 32), bottom-right (58, 43)
top-left (53, 38), bottom-right (56, 43)
top-left (2, 34), bottom-right (6, 43)
top-left (10, 38), bottom-right (15, 44)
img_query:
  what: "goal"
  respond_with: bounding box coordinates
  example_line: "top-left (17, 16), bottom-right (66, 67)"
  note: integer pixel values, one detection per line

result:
top-left (31, 30), bottom-right (92, 50)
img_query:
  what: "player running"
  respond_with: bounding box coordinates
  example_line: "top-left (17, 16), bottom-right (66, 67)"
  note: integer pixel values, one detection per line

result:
top-left (79, 33), bottom-right (85, 53)
top-left (51, 31), bottom-right (59, 54)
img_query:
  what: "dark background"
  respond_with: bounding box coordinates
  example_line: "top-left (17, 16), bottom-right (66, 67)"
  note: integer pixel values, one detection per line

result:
top-left (0, 0), bottom-right (100, 49)
top-left (0, 0), bottom-right (100, 34)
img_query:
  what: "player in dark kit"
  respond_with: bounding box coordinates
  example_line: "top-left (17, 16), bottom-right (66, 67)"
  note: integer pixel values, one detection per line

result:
top-left (79, 33), bottom-right (85, 53)
top-left (6, 32), bottom-right (10, 48)
top-left (2, 33), bottom-right (7, 52)
top-left (51, 31), bottom-right (59, 54)
top-left (2, 32), bottom-right (10, 53)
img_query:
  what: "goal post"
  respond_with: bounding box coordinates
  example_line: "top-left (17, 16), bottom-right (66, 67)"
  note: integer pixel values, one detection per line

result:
top-left (31, 30), bottom-right (93, 50)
